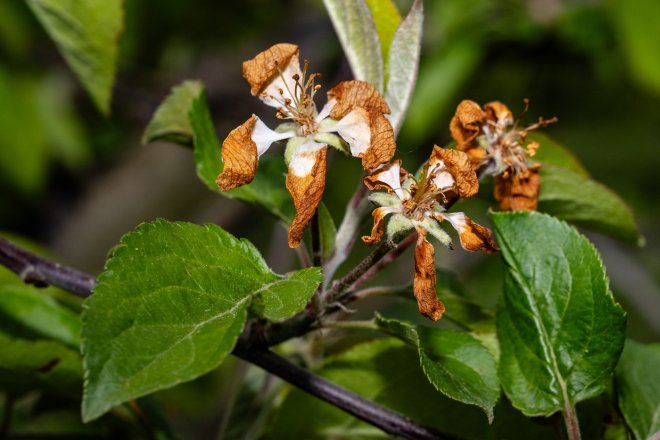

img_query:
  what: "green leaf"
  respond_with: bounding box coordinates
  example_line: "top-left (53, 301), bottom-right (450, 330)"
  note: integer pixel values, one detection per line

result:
top-left (492, 211), bottom-right (627, 417)
top-left (318, 202), bottom-right (337, 260)
top-left (144, 81), bottom-right (295, 222)
top-left (323, 0), bottom-right (384, 91)
top-left (615, 340), bottom-right (660, 440)
top-left (81, 220), bottom-right (281, 421)
top-left (529, 132), bottom-right (589, 176)
top-left (25, 0), bottom-right (123, 114)
top-left (375, 315), bottom-right (499, 420)
top-left (364, 0), bottom-right (401, 76)
top-left (269, 339), bottom-right (556, 439)
top-left (385, 0), bottom-right (423, 134)
top-left (608, 0), bottom-right (660, 96)
top-left (0, 333), bottom-right (82, 398)
top-left (0, 285), bottom-right (80, 349)
top-left (538, 164), bottom-right (643, 245)
top-left (250, 267), bottom-right (322, 322)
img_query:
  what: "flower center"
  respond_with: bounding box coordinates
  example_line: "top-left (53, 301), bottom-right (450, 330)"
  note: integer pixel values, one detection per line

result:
top-left (274, 60), bottom-right (322, 136)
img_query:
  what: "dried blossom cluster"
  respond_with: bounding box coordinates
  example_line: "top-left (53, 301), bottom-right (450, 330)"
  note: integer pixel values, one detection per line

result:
top-left (217, 43), bottom-right (553, 321)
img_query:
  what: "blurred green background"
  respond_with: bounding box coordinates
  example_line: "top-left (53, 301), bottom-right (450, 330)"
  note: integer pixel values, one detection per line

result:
top-left (1, 0), bottom-right (659, 437)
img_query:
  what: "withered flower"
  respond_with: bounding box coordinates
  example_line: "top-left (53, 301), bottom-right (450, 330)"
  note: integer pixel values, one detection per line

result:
top-left (362, 147), bottom-right (499, 321)
top-left (450, 100), bottom-right (556, 211)
top-left (216, 43), bottom-right (396, 247)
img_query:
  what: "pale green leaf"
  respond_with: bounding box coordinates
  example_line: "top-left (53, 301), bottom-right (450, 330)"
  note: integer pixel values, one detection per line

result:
top-left (538, 164), bottom-right (643, 245)
top-left (0, 285), bottom-right (80, 349)
top-left (323, 0), bottom-right (384, 91)
top-left (492, 211), bottom-right (626, 416)
top-left (385, 0), bottom-right (423, 134)
top-left (364, 0), bottom-right (401, 76)
top-left (269, 339), bottom-right (556, 439)
top-left (250, 267), bottom-right (322, 322)
top-left (376, 314), bottom-right (499, 420)
top-left (25, 0), bottom-right (123, 114)
top-left (143, 81), bottom-right (295, 222)
top-left (0, 333), bottom-right (82, 398)
top-left (81, 220), bottom-right (280, 421)
top-left (616, 340), bottom-right (660, 440)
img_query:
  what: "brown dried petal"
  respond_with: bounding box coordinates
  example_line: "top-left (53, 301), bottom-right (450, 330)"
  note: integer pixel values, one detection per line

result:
top-left (216, 115), bottom-right (258, 191)
top-left (286, 147), bottom-right (328, 248)
top-left (360, 110), bottom-right (396, 170)
top-left (431, 146), bottom-right (479, 198)
top-left (457, 216), bottom-right (499, 253)
top-left (242, 43), bottom-right (299, 96)
top-left (494, 167), bottom-right (540, 211)
top-left (361, 207), bottom-right (392, 245)
top-left (449, 99), bottom-right (486, 150)
top-left (413, 231), bottom-right (445, 321)
top-left (327, 80), bottom-right (390, 119)
top-left (484, 101), bottom-right (514, 126)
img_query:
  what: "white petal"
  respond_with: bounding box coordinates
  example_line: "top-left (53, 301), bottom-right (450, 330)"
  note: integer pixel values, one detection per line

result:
top-left (251, 117), bottom-right (294, 156)
top-left (289, 137), bottom-right (325, 177)
top-left (316, 99), bottom-right (336, 123)
top-left (334, 108), bottom-right (371, 158)
top-left (259, 54), bottom-right (303, 110)
top-left (376, 162), bottom-right (405, 200)
top-left (442, 212), bottom-right (467, 233)
top-left (432, 170), bottom-right (455, 191)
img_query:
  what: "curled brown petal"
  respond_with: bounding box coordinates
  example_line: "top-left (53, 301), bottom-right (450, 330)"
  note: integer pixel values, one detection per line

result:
top-left (449, 99), bottom-right (486, 149)
top-left (431, 146), bottom-right (479, 198)
top-left (494, 167), bottom-right (540, 211)
top-left (286, 147), bottom-right (328, 248)
top-left (242, 43), bottom-right (299, 96)
top-left (361, 207), bottom-right (394, 245)
top-left (413, 231), bottom-right (445, 321)
top-left (360, 111), bottom-right (396, 170)
top-left (484, 101), bottom-right (514, 126)
top-left (216, 115), bottom-right (258, 191)
top-left (458, 216), bottom-right (499, 253)
top-left (327, 80), bottom-right (390, 119)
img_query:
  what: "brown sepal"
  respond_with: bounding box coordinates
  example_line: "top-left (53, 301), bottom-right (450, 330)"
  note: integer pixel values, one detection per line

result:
top-left (361, 207), bottom-right (392, 245)
top-left (242, 43), bottom-right (299, 96)
top-left (450, 99), bottom-right (486, 150)
top-left (432, 146), bottom-right (479, 198)
top-left (360, 111), bottom-right (396, 170)
top-left (494, 167), bottom-right (540, 211)
top-left (286, 147), bottom-right (328, 248)
top-left (327, 80), bottom-right (390, 120)
top-left (413, 231), bottom-right (445, 321)
top-left (216, 115), bottom-right (258, 191)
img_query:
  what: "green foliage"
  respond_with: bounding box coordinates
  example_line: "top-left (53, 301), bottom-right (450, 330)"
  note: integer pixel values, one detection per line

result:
top-left (385, 0), bottom-right (423, 133)
top-left (323, 0), bottom-right (384, 91)
top-left (364, 0), bottom-right (400, 75)
top-left (82, 221), bottom-right (262, 420)
top-left (0, 285), bottom-right (80, 348)
top-left (492, 212), bottom-right (627, 417)
top-left (0, 332), bottom-right (82, 398)
top-left (615, 340), bottom-right (660, 440)
top-left (25, 0), bottom-right (123, 114)
top-left (270, 339), bottom-right (556, 439)
top-left (538, 165), bottom-right (642, 245)
top-left (250, 268), bottom-right (323, 322)
top-left (143, 81), bottom-right (295, 222)
top-left (318, 202), bottom-right (337, 260)
top-left (530, 132), bottom-right (589, 176)
top-left (608, 0), bottom-right (660, 96)
top-left (375, 314), bottom-right (499, 420)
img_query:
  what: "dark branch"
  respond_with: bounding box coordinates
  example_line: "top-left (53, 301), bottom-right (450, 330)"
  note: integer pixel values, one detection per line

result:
top-left (233, 344), bottom-right (449, 440)
top-left (0, 236), bottom-right (449, 440)
top-left (0, 236), bottom-right (95, 297)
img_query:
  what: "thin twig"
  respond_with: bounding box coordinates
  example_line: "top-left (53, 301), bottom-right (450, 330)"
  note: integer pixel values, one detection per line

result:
top-left (232, 343), bottom-right (448, 440)
top-left (0, 237), bottom-right (95, 297)
top-left (0, 237), bottom-right (451, 440)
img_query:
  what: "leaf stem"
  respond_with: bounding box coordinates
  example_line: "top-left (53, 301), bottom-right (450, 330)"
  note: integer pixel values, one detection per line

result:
top-left (562, 404), bottom-right (582, 440)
